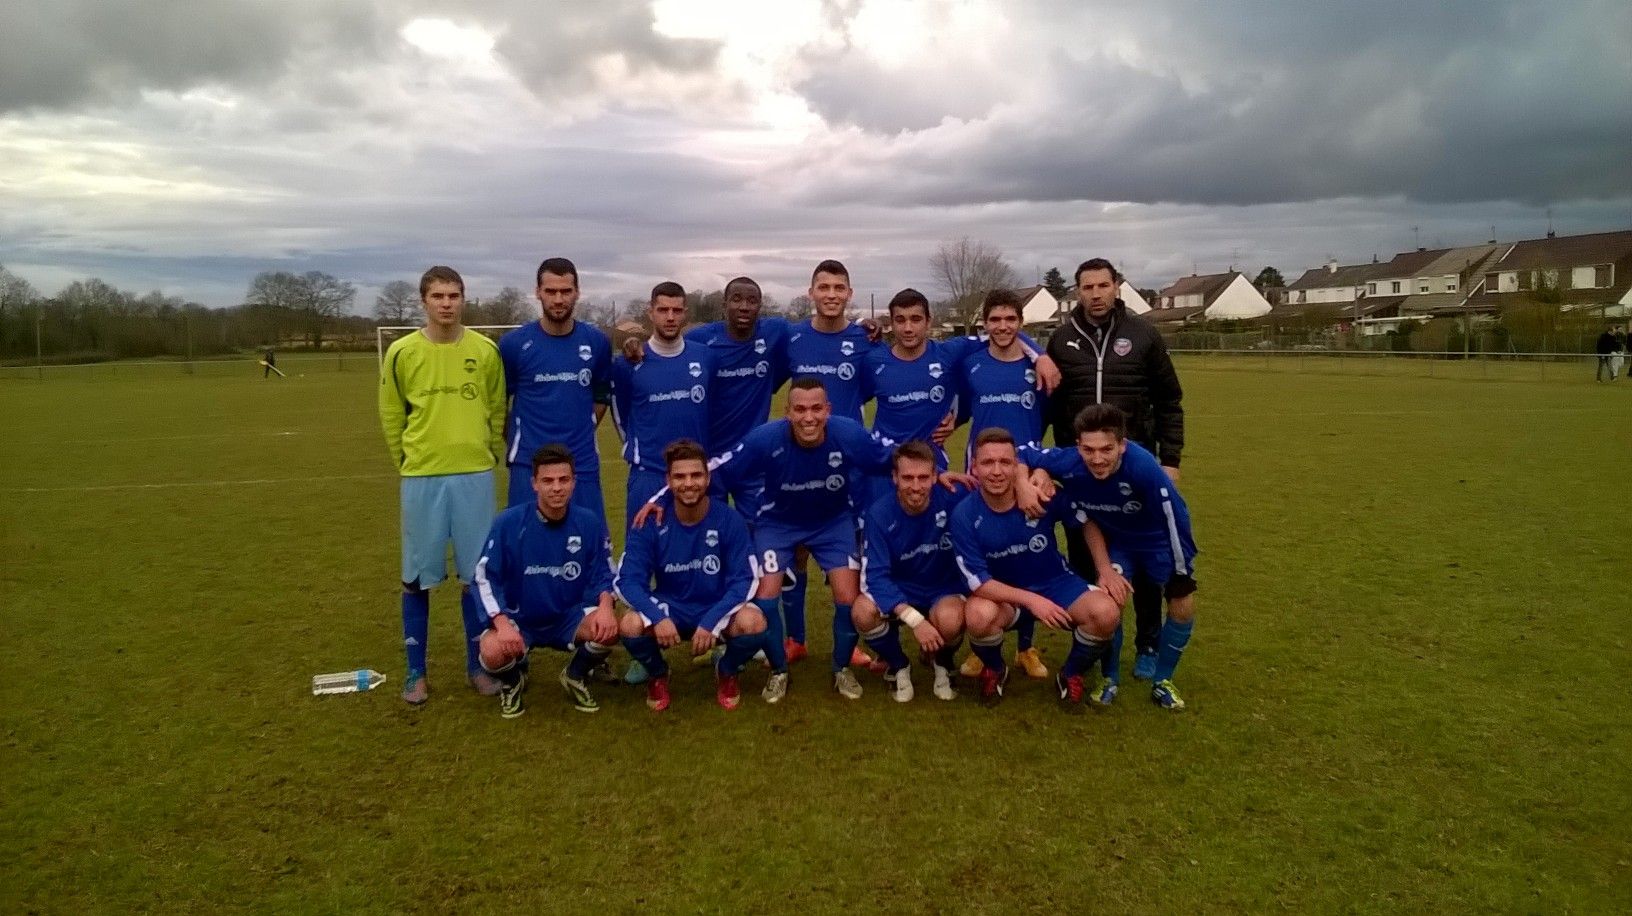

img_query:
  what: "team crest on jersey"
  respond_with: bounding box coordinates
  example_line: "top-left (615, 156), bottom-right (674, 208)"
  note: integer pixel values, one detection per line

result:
top-left (562, 561), bottom-right (582, 580)
top-left (755, 361), bottom-right (769, 377)
top-left (1024, 368), bottom-right (1036, 385)
top-left (578, 344), bottom-right (592, 361)
top-left (934, 510), bottom-right (947, 528)
top-left (928, 362), bottom-right (943, 379)
top-left (929, 385), bottom-right (945, 403)
top-left (566, 536), bottom-right (582, 554)
top-left (1113, 337), bottom-right (1133, 357)
top-left (1118, 482), bottom-right (1133, 496)
top-left (688, 361), bottom-right (702, 378)
top-left (690, 385), bottom-right (706, 403)
top-left (1020, 391), bottom-right (1035, 409)
top-left (840, 341), bottom-right (855, 356)
top-left (1027, 534), bottom-right (1048, 553)
top-left (754, 338), bottom-right (767, 354)
top-left (1124, 501), bottom-right (1143, 514)
top-left (705, 529), bottom-right (719, 547)
top-left (577, 368), bottom-right (591, 386)
top-left (463, 357), bottom-right (477, 373)
top-left (825, 474), bottom-right (845, 491)
top-left (837, 363), bottom-right (855, 380)
top-left (702, 555), bottom-right (721, 575)
top-left (827, 451), bottom-right (843, 468)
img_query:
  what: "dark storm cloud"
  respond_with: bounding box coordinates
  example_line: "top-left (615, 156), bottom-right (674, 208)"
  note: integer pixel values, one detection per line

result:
top-left (791, 0), bottom-right (1632, 207)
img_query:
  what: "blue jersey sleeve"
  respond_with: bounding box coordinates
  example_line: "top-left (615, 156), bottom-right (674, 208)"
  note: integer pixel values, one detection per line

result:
top-left (473, 514), bottom-right (513, 620)
top-left (834, 419), bottom-right (895, 475)
top-left (1017, 444), bottom-right (1085, 479)
top-left (685, 322), bottom-right (722, 344)
top-left (609, 357), bottom-right (633, 443)
top-left (860, 500), bottom-right (911, 615)
top-left (698, 514), bottom-right (756, 635)
top-left (614, 523), bottom-right (669, 625)
top-left (709, 426), bottom-right (766, 494)
top-left (949, 507), bottom-right (990, 592)
top-left (585, 516), bottom-right (615, 602)
top-left (499, 332), bottom-right (520, 398)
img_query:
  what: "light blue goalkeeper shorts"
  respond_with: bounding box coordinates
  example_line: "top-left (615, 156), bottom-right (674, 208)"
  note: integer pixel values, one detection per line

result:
top-left (400, 470), bottom-right (495, 589)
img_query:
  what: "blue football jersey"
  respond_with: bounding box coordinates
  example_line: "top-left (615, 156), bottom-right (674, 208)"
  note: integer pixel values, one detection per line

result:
top-left (473, 503), bottom-right (616, 627)
top-left (712, 416), bottom-right (894, 529)
top-left (610, 340), bottom-right (717, 471)
top-left (949, 492), bottom-right (1077, 592)
top-left (614, 497), bottom-right (759, 634)
top-left (784, 320), bottom-right (876, 423)
top-left (860, 484), bottom-right (973, 614)
top-left (685, 317), bottom-right (791, 451)
top-left (498, 320), bottom-right (612, 467)
top-left (961, 347), bottom-right (1046, 467)
top-left (866, 337), bottom-right (983, 467)
top-left (1020, 441), bottom-right (1197, 555)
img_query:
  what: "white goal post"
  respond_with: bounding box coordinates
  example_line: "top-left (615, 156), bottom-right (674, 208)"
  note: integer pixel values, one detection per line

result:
top-left (375, 325), bottom-right (523, 365)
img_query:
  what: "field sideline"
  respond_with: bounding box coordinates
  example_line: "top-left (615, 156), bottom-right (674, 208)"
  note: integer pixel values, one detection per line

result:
top-left (2, 361), bottom-right (1629, 913)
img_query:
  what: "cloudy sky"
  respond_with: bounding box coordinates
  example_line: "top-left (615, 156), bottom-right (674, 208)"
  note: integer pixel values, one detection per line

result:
top-left (2, 0), bottom-right (1630, 310)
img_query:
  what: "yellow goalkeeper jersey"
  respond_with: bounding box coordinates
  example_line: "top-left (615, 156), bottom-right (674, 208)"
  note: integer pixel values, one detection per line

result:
top-left (379, 328), bottom-right (505, 477)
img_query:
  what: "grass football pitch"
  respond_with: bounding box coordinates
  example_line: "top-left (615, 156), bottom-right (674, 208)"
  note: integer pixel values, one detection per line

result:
top-left (2, 356), bottom-right (1629, 913)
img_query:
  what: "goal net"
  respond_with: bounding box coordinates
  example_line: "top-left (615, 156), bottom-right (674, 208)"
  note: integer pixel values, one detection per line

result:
top-left (375, 325), bottom-right (522, 365)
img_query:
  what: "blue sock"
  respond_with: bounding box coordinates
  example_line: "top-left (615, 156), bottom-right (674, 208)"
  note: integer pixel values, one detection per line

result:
top-left (401, 590), bottom-right (430, 674)
top-left (567, 641), bottom-right (611, 680)
top-left (753, 598), bottom-right (788, 671)
top-left (623, 635), bottom-right (668, 679)
top-left (971, 635), bottom-right (1006, 674)
top-left (1154, 618), bottom-right (1194, 682)
top-left (783, 569), bottom-right (808, 644)
top-left (459, 589), bottom-right (485, 675)
top-left (1101, 622), bottom-right (1124, 680)
top-left (1016, 612), bottom-right (1036, 652)
top-left (720, 630), bottom-right (764, 674)
top-left (831, 603), bottom-right (858, 672)
top-left (862, 622), bottom-right (910, 673)
top-left (1063, 627), bottom-right (1109, 678)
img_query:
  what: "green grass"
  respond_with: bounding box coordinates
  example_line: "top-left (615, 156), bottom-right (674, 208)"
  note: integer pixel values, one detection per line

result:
top-left (2, 360), bottom-right (1629, 913)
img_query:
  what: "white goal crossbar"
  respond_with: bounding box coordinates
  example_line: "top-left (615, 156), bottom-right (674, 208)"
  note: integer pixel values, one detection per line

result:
top-left (375, 325), bottom-right (523, 365)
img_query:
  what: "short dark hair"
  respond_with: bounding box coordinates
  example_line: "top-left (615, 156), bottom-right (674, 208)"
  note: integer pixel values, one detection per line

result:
top-left (789, 376), bottom-right (827, 395)
top-left (1073, 404), bottom-right (1128, 440)
top-left (531, 444), bottom-right (575, 473)
top-left (887, 288), bottom-right (930, 318)
top-left (724, 277), bottom-right (761, 298)
top-left (982, 288), bottom-right (1022, 319)
top-left (812, 259), bottom-right (850, 285)
top-left (535, 257), bottom-right (578, 289)
top-left (1074, 258), bottom-right (1122, 286)
top-left (892, 440), bottom-right (937, 472)
top-left (974, 427), bottom-right (1015, 451)
top-left (650, 281), bottom-right (686, 302)
top-left (663, 438), bottom-right (708, 469)
top-left (419, 265), bottom-right (464, 297)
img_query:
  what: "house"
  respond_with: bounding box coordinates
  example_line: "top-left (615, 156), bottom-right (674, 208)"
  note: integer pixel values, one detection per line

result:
top-left (1284, 259), bottom-right (1381, 305)
top-left (1157, 271), bottom-right (1272, 320)
top-left (1468, 229), bottom-right (1632, 318)
top-left (1010, 285), bottom-right (1067, 325)
top-left (1119, 281), bottom-right (1152, 314)
top-left (1147, 305), bottom-right (1208, 328)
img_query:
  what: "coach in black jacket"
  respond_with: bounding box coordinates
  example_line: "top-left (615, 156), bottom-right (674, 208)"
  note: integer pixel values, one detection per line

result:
top-left (1046, 257), bottom-right (1185, 674)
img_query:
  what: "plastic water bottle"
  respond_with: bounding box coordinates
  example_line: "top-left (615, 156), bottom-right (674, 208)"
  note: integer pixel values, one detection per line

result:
top-left (312, 669), bottom-right (387, 696)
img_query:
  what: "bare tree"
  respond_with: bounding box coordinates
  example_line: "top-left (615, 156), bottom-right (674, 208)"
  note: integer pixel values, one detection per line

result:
top-left (0, 266), bottom-right (38, 351)
top-left (373, 280), bottom-right (419, 325)
top-left (783, 294), bottom-right (812, 320)
top-left (245, 271), bottom-right (308, 310)
top-left (483, 286), bottom-right (528, 325)
top-left (929, 237), bottom-right (1018, 332)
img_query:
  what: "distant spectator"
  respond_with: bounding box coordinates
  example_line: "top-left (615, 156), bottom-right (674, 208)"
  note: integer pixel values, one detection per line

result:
top-left (263, 347), bottom-right (276, 379)
top-left (1596, 326), bottom-right (1619, 382)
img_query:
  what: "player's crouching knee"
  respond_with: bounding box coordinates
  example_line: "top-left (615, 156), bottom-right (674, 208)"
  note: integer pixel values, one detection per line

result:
top-left (849, 596), bottom-right (883, 631)
top-left (618, 612), bottom-right (650, 639)
top-left (964, 596), bottom-right (1003, 637)
top-left (1166, 593), bottom-right (1196, 624)
top-left (1082, 591), bottom-right (1121, 636)
top-left (729, 604), bottom-right (767, 636)
top-left (478, 630), bottom-right (523, 672)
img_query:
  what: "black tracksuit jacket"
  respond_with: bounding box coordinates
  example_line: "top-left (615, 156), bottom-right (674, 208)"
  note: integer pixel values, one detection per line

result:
top-left (1045, 301), bottom-right (1185, 467)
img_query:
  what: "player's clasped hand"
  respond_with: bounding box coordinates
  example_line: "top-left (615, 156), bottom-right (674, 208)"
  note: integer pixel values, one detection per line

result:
top-left (653, 617), bottom-right (680, 649)
top-left (691, 627), bottom-right (717, 655)
top-left (492, 615), bottom-right (526, 657)
top-left (1097, 567), bottom-right (1133, 606)
top-left (910, 619), bottom-right (944, 653)
top-left (586, 606), bottom-right (618, 644)
top-left (1027, 598), bottom-right (1072, 629)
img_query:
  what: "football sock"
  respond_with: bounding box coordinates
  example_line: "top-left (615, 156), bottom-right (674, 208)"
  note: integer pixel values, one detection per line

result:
top-left (934, 638), bottom-right (961, 672)
top-left (1016, 612), bottom-right (1037, 652)
top-left (401, 590), bottom-right (430, 673)
top-left (481, 652), bottom-right (522, 686)
top-left (753, 597), bottom-right (788, 671)
top-left (1101, 622), bottom-right (1124, 680)
top-left (623, 635), bottom-right (667, 679)
top-left (459, 589), bottom-right (485, 674)
top-left (719, 631), bottom-right (763, 675)
top-left (783, 568), bottom-right (808, 645)
top-left (862, 622), bottom-right (910, 673)
top-left (567, 641), bottom-right (612, 681)
top-left (1154, 618), bottom-right (1194, 682)
top-left (970, 633), bottom-right (1006, 674)
top-left (1062, 626), bottom-right (1110, 678)
top-left (831, 603), bottom-right (858, 672)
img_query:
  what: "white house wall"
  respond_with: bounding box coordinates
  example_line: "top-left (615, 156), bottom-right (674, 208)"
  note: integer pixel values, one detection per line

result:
top-left (1019, 289), bottom-right (1062, 324)
top-left (1119, 282), bottom-right (1151, 314)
